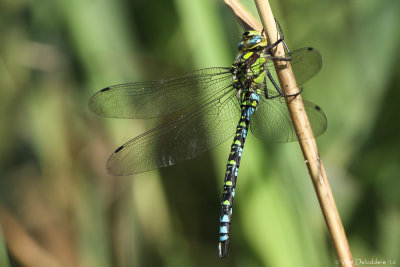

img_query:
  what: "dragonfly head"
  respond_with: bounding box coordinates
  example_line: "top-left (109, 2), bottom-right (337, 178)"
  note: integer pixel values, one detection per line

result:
top-left (238, 31), bottom-right (267, 51)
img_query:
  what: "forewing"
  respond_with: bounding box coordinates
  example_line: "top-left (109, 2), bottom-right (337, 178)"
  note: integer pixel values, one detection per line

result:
top-left (265, 47), bottom-right (322, 97)
top-left (89, 67), bottom-right (232, 119)
top-left (107, 89), bottom-right (240, 175)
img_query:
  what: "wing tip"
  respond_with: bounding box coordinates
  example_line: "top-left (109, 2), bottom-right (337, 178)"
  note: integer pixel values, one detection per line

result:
top-left (88, 87), bottom-right (114, 116)
top-left (106, 145), bottom-right (139, 176)
top-left (312, 104), bottom-right (328, 137)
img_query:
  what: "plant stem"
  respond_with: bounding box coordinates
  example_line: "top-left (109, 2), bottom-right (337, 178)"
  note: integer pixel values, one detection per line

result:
top-left (224, 0), bottom-right (262, 31)
top-left (252, 0), bottom-right (354, 266)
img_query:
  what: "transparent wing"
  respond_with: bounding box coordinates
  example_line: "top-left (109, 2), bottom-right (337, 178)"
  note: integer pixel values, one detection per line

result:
top-left (107, 89), bottom-right (240, 175)
top-left (250, 97), bottom-right (327, 142)
top-left (88, 67), bottom-right (232, 119)
top-left (265, 47), bottom-right (322, 97)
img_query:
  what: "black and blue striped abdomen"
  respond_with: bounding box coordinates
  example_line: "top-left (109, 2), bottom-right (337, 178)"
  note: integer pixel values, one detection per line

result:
top-left (218, 91), bottom-right (260, 257)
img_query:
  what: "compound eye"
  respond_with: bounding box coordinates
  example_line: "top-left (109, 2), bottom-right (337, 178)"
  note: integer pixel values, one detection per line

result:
top-left (238, 32), bottom-right (264, 51)
top-left (247, 36), bottom-right (262, 47)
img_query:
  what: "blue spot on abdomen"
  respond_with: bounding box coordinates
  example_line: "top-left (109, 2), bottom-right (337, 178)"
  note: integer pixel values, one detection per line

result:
top-left (220, 226), bottom-right (228, 234)
top-left (220, 235), bottom-right (228, 242)
top-left (220, 215), bottom-right (229, 223)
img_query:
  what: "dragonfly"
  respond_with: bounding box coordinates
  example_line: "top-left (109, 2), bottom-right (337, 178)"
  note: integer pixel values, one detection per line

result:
top-left (89, 30), bottom-right (327, 258)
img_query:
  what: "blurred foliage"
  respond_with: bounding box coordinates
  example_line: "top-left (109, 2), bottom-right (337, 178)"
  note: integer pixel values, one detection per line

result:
top-left (0, 0), bottom-right (399, 266)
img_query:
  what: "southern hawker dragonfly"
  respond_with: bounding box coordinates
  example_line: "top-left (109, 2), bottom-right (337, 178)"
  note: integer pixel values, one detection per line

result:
top-left (89, 30), bottom-right (327, 258)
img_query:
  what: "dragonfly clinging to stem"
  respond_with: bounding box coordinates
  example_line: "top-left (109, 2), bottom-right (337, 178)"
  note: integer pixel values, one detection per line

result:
top-left (89, 24), bottom-right (326, 258)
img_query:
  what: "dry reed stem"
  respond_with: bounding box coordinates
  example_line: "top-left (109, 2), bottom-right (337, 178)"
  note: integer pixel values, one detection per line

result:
top-left (224, 0), bottom-right (263, 32)
top-left (253, 1), bottom-right (354, 266)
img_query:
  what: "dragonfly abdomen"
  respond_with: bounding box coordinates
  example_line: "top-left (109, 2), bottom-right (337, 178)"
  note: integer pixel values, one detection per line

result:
top-left (218, 91), bottom-right (259, 258)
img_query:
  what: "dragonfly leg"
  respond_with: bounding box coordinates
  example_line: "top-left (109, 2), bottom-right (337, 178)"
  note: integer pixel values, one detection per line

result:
top-left (267, 87), bottom-right (304, 99)
top-left (265, 36), bottom-right (284, 51)
top-left (264, 18), bottom-right (291, 57)
top-left (286, 87), bottom-right (303, 97)
top-left (264, 69), bottom-right (304, 99)
top-left (265, 70), bottom-right (284, 98)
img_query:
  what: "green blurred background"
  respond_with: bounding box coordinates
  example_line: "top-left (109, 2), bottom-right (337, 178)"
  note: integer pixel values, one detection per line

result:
top-left (1, 0), bottom-right (399, 266)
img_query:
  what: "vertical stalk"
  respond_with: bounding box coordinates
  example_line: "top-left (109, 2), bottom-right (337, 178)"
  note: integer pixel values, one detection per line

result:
top-left (253, 0), bottom-right (354, 266)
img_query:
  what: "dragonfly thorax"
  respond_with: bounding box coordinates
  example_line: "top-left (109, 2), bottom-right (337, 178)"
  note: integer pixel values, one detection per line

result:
top-left (232, 31), bottom-right (269, 99)
top-left (231, 43), bottom-right (268, 105)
